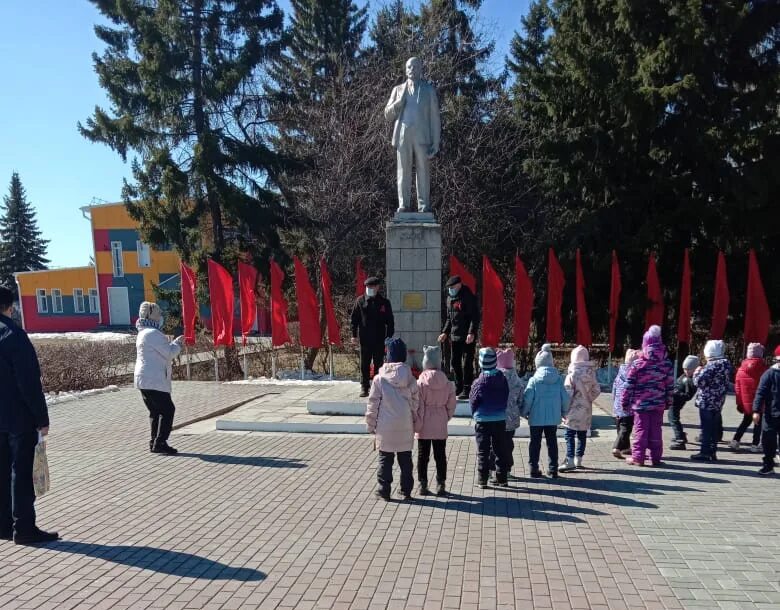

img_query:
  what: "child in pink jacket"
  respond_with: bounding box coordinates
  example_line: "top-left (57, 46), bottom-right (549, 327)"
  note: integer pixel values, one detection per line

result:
top-left (366, 338), bottom-right (420, 501)
top-left (415, 345), bottom-right (457, 497)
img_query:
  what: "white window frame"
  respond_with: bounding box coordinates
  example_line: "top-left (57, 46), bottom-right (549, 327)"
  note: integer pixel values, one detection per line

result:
top-left (52, 289), bottom-right (63, 314)
top-left (36, 289), bottom-right (48, 313)
top-left (73, 289), bottom-right (85, 313)
top-left (137, 240), bottom-right (151, 268)
top-left (111, 241), bottom-right (124, 277)
top-left (88, 288), bottom-right (99, 314)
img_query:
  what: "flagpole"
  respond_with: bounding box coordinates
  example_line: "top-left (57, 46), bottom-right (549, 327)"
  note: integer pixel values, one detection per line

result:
top-left (300, 345), bottom-right (305, 380)
top-left (243, 346), bottom-right (249, 380)
top-left (328, 343), bottom-right (334, 380)
top-left (214, 348), bottom-right (219, 381)
top-left (271, 347), bottom-right (277, 379)
top-left (185, 345), bottom-right (191, 381)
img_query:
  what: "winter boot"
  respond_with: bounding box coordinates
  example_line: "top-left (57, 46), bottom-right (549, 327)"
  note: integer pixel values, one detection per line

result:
top-left (151, 442), bottom-right (178, 456)
top-left (418, 482), bottom-right (430, 496)
top-left (669, 440), bottom-right (687, 451)
top-left (435, 483), bottom-right (447, 497)
top-left (574, 456), bottom-right (583, 469)
top-left (559, 457), bottom-right (576, 472)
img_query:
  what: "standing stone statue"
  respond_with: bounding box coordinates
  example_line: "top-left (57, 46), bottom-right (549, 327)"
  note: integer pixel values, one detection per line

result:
top-left (384, 57), bottom-right (441, 213)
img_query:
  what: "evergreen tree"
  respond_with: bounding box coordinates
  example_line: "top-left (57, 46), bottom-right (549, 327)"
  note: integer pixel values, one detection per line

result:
top-left (508, 0), bottom-right (780, 347)
top-left (80, 0), bottom-right (288, 376)
top-left (0, 173), bottom-right (49, 294)
top-left (80, 0), bottom-right (287, 271)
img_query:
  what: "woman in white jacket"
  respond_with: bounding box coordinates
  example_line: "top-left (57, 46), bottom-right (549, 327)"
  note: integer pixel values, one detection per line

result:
top-left (134, 302), bottom-right (183, 455)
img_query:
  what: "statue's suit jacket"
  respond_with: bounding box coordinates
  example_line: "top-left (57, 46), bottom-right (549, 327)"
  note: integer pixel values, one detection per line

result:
top-left (384, 80), bottom-right (441, 151)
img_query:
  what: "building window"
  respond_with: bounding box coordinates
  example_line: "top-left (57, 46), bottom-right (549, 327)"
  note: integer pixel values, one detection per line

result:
top-left (52, 289), bottom-right (63, 313)
top-left (88, 289), bottom-right (99, 314)
top-left (74, 289), bottom-right (85, 313)
top-left (137, 241), bottom-right (151, 268)
top-left (111, 241), bottom-right (124, 277)
top-left (36, 289), bottom-right (47, 313)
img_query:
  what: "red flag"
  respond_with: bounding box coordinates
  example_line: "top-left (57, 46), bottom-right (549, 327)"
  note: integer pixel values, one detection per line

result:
top-left (294, 256), bottom-right (322, 349)
top-left (744, 249), bottom-right (771, 344)
top-left (513, 255), bottom-right (533, 348)
top-left (645, 253), bottom-right (664, 329)
top-left (355, 257), bottom-right (367, 298)
top-left (481, 256), bottom-right (505, 347)
top-left (238, 261), bottom-right (258, 346)
top-left (320, 257), bottom-right (342, 346)
top-left (608, 251), bottom-right (621, 352)
top-left (575, 249), bottom-right (592, 347)
top-left (546, 248), bottom-right (565, 343)
top-left (180, 262), bottom-right (197, 346)
top-left (270, 260), bottom-right (291, 347)
top-left (678, 249), bottom-right (692, 344)
top-left (449, 255), bottom-right (477, 293)
top-left (207, 259), bottom-right (234, 347)
top-left (710, 252), bottom-right (729, 340)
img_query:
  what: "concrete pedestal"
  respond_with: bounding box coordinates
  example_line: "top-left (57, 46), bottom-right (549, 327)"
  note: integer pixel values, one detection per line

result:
top-left (386, 213), bottom-right (442, 367)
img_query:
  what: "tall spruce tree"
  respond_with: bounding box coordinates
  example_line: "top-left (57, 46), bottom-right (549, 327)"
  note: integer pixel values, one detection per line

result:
top-left (80, 0), bottom-right (287, 273)
top-left (509, 0), bottom-right (780, 348)
top-left (80, 0), bottom-right (288, 376)
top-left (0, 173), bottom-right (49, 294)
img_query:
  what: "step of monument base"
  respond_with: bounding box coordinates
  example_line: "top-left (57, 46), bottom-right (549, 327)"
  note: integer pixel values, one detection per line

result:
top-left (308, 399), bottom-right (473, 417)
top-left (216, 416), bottom-right (564, 437)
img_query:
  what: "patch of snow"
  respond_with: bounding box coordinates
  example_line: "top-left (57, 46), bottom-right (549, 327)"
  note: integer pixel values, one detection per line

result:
top-left (227, 370), bottom-right (356, 386)
top-left (31, 332), bottom-right (134, 343)
top-left (46, 385), bottom-right (122, 405)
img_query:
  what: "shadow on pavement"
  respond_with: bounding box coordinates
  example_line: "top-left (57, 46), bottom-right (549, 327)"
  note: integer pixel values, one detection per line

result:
top-left (661, 455), bottom-right (765, 478)
top-left (45, 542), bottom-right (266, 580)
top-left (410, 490), bottom-right (609, 524)
top-left (178, 453), bottom-right (307, 468)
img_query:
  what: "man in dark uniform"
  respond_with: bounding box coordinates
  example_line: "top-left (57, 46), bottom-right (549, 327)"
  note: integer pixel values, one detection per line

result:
top-left (351, 277), bottom-right (395, 397)
top-left (0, 285), bottom-right (58, 545)
top-left (438, 275), bottom-right (480, 399)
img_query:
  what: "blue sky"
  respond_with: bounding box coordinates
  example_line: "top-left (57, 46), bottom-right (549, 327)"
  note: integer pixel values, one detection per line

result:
top-left (0, 0), bottom-right (529, 269)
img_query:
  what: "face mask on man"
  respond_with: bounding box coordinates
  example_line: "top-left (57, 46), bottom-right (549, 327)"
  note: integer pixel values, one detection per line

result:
top-left (365, 287), bottom-right (377, 298)
top-left (448, 285), bottom-right (461, 297)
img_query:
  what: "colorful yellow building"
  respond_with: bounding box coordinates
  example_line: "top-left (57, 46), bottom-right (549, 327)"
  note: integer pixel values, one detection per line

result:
top-left (15, 202), bottom-right (181, 332)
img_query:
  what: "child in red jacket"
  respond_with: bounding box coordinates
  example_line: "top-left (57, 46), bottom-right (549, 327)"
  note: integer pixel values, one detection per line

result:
top-left (730, 343), bottom-right (768, 452)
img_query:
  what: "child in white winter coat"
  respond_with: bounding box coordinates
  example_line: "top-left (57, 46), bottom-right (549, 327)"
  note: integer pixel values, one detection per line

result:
top-left (366, 338), bottom-right (420, 501)
top-left (560, 345), bottom-right (601, 472)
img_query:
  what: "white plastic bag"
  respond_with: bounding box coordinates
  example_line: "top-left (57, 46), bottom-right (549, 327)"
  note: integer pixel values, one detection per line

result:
top-left (32, 433), bottom-right (50, 497)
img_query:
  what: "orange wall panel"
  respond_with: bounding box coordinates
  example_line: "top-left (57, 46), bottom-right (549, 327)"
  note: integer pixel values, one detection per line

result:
top-left (16, 267), bottom-right (97, 296)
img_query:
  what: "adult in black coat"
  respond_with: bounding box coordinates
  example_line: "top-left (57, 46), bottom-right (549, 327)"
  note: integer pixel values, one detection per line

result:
top-left (351, 277), bottom-right (395, 397)
top-left (0, 285), bottom-right (58, 544)
top-left (438, 276), bottom-right (480, 399)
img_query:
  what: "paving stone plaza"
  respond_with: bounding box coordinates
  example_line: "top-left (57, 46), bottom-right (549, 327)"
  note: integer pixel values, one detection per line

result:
top-left (0, 382), bottom-right (778, 610)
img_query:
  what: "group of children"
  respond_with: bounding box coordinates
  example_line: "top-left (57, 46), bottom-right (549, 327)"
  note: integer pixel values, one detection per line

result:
top-left (365, 337), bottom-right (602, 499)
top-left (366, 328), bottom-right (780, 499)
top-left (612, 329), bottom-right (780, 475)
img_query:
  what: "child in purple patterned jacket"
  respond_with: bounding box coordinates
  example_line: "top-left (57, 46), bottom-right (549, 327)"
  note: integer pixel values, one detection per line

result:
top-left (619, 326), bottom-right (674, 466)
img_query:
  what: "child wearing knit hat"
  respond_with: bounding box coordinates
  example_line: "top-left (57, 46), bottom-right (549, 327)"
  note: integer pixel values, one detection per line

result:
top-left (366, 338), bottom-right (421, 500)
top-left (560, 345), bottom-right (601, 471)
top-left (612, 349), bottom-right (641, 459)
top-left (415, 346), bottom-right (457, 496)
top-left (523, 344), bottom-right (570, 477)
top-left (730, 343), bottom-right (768, 453)
top-left (469, 347), bottom-right (510, 488)
top-left (668, 354), bottom-right (700, 451)
top-left (488, 349), bottom-right (526, 477)
top-left (691, 339), bottom-right (734, 462)
top-left (618, 326), bottom-right (675, 466)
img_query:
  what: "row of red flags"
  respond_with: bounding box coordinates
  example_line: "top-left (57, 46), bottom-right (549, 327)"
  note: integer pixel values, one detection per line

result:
top-left (181, 248), bottom-right (772, 351)
top-left (181, 257), bottom-right (342, 348)
top-left (459, 248), bottom-right (770, 351)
